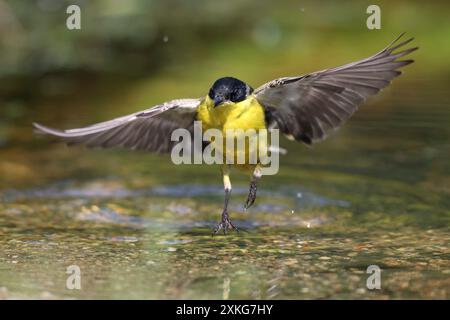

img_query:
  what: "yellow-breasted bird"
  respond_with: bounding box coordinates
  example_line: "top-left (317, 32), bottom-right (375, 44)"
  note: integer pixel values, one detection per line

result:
top-left (34, 34), bottom-right (417, 234)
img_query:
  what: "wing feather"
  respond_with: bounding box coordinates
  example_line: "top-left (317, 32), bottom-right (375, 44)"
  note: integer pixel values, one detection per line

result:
top-left (255, 34), bottom-right (417, 144)
top-left (33, 98), bottom-right (202, 153)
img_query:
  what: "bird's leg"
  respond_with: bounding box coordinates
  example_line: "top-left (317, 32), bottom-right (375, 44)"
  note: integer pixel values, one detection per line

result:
top-left (213, 165), bottom-right (239, 235)
top-left (244, 165), bottom-right (262, 210)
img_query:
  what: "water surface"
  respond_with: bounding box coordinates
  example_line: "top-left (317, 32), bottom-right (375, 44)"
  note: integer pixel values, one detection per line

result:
top-left (0, 76), bottom-right (449, 299)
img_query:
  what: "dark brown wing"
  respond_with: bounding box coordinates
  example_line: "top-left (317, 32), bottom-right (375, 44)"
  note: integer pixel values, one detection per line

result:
top-left (33, 98), bottom-right (202, 153)
top-left (254, 34), bottom-right (418, 144)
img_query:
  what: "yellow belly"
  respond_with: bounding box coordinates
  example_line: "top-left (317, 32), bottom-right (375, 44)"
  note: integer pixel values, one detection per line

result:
top-left (196, 95), bottom-right (268, 170)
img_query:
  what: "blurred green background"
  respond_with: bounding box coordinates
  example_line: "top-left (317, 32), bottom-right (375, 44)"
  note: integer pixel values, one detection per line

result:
top-left (1, 0), bottom-right (449, 186)
top-left (1, 0), bottom-right (449, 151)
top-left (0, 0), bottom-right (449, 299)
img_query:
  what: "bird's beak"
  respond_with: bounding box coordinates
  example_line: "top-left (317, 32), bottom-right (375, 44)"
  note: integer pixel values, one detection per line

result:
top-left (213, 96), bottom-right (225, 107)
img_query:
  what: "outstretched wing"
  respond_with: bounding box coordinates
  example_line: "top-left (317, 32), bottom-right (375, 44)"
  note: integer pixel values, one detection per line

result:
top-left (254, 34), bottom-right (418, 144)
top-left (33, 98), bottom-right (202, 153)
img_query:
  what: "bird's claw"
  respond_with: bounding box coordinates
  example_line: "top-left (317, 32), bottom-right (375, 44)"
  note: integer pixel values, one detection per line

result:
top-left (212, 210), bottom-right (239, 235)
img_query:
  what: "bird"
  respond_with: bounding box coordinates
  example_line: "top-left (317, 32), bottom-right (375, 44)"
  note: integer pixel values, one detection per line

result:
top-left (33, 34), bottom-right (417, 235)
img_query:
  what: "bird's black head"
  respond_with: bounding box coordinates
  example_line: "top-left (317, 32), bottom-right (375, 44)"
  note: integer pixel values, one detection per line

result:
top-left (208, 77), bottom-right (253, 107)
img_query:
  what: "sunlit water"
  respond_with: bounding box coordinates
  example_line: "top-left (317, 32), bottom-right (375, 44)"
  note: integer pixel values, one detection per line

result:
top-left (0, 77), bottom-right (449, 299)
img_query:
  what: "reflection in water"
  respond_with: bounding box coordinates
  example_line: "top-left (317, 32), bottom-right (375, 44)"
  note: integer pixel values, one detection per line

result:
top-left (223, 277), bottom-right (230, 300)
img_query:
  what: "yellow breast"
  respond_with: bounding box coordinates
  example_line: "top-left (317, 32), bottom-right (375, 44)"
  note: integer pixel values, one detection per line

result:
top-left (196, 95), bottom-right (266, 132)
top-left (196, 95), bottom-right (268, 169)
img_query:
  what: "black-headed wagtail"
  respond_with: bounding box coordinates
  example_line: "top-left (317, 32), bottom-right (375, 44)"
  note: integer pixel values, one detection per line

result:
top-left (34, 34), bottom-right (417, 234)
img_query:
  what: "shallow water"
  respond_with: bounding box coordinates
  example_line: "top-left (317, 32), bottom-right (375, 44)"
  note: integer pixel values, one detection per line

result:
top-left (0, 75), bottom-right (449, 299)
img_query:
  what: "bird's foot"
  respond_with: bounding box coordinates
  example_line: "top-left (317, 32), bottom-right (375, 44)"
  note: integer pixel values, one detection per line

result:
top-left (213, 210), bottom-right (239, 235)
top-left (244, 180), bottom-right (257, 210)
